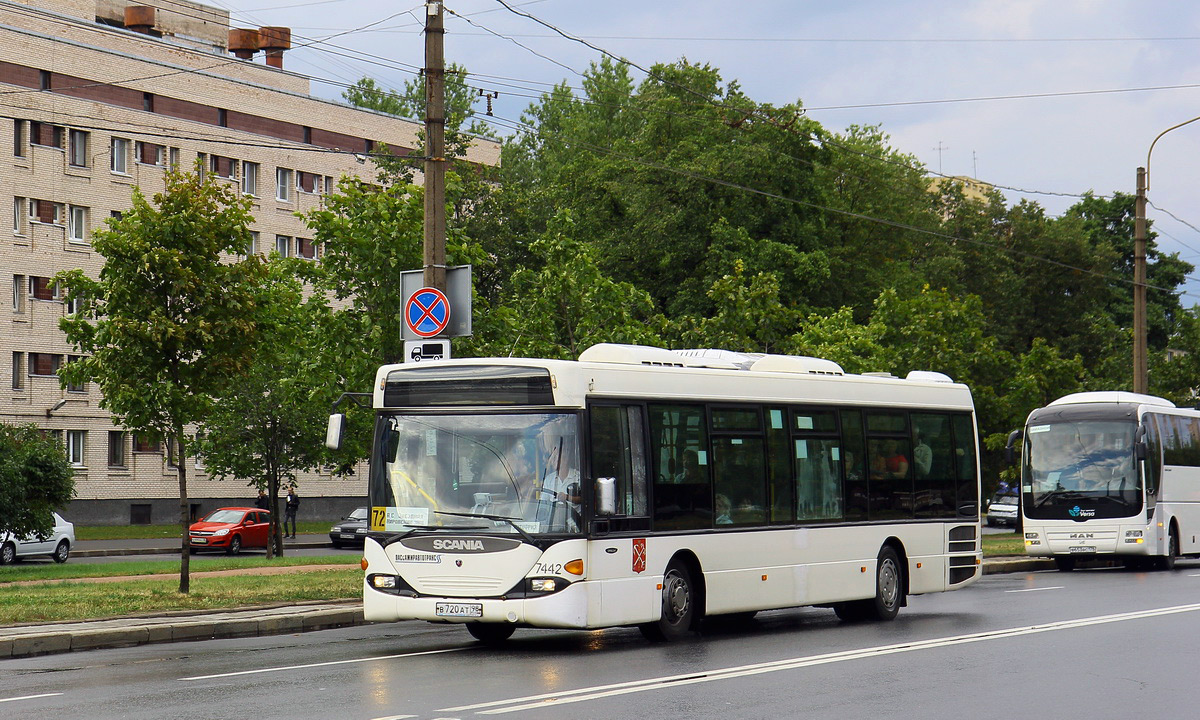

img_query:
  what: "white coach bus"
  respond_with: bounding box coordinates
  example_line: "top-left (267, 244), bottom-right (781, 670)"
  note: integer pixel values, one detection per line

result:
top-left (1010, 391), bottom-right (1200, 571)
top-left (327, 344), bottom-right (982, 643)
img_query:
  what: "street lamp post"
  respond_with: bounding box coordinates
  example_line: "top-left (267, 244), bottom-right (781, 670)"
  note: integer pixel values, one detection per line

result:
top-left (1134, 115), bottom-right (1200, 394)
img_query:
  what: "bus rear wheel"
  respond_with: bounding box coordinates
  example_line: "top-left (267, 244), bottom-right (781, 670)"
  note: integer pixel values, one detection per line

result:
top-left (466, 623), bottom-right (515, 645)
top-left (640, 560), bottom-right (697, 642)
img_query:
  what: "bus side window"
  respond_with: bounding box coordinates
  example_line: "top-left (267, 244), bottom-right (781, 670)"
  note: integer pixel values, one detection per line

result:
top-left (911, 413), bottom-right (955, 519)
top-left (951, 414), bottom-right (979, 519)
top-left (711, 407), bottom-right (766, 527)
top-left (589, 404), bottom-right (648, 518)
top-left (840, 410), bottom-right (868, 522)
top-left (649, 404), bottom-right (711, 530)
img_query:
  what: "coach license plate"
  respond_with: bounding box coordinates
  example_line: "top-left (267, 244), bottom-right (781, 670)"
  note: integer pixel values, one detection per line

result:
top-left (1069, 545), bottom-right (1094, 554)
top-left (436, 602), bottom-right (483, 618)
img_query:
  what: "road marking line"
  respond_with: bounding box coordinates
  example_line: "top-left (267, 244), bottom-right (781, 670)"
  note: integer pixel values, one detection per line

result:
top-left (369, 716), bottom-right (418, 720)
top-left (1004, 586), bottom-right (1064, 593)
top-left (441, 602), bottom-right (1200, 714)
top-left (0, 692), bottom-right (63, 704)
top-left (178, 647), bottom-right (465, 681)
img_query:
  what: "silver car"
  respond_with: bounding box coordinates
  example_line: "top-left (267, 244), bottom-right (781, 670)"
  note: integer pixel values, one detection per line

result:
top-left (0, 512), bottom-right (75, 564)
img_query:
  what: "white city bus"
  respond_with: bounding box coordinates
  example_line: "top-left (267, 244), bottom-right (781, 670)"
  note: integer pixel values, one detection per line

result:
top-left (1011, 391), bottom-right (1200, 571)
top-left (327, 343), bottom-right (982, 643)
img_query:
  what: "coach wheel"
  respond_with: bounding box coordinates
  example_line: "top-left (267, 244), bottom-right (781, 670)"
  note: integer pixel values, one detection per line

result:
top-left (466, 623), bottom-right (515, 645)
top-left (640, 559), bottom-right (697, 642)
top-left (1156, 529), bottom-right (1179, 571)
top-left (1054, 557), bottom-right (1076, 572)
top-left (866, 545), bottom-right (903, 621)
top-left (227, 536), bottom-right (242, 555)
top-left (0, 542), bottom-right (15, 565)
top-left (53, 539), bottom-right (70, 563)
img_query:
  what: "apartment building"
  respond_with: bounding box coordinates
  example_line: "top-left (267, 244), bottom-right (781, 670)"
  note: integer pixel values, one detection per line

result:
top-left (1, 0), bottom-right (500, 524)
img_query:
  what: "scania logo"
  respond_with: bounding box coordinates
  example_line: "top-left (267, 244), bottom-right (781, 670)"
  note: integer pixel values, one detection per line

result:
top-left (400, 536), bottom-right (521, 554)
top-left (433, 539), bottom-right (484, 551)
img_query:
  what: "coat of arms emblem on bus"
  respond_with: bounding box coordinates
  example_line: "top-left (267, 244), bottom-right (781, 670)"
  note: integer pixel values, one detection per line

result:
top-left (632, 538), bottom-right (646, 574)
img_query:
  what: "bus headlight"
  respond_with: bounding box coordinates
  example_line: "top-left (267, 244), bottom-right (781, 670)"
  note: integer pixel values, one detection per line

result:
top-left (530, 578), bottom-right (557, 593)
top-left (1125, 530), bottom-right (1144, 544)
top-left (371, 574), bottom-right (398, 589)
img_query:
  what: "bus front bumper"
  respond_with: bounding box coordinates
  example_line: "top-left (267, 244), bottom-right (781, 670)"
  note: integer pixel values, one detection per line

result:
top-left (363, 580), bottom-right (590, 629)
top-left (1022, 525), bottom-right (1154, 557)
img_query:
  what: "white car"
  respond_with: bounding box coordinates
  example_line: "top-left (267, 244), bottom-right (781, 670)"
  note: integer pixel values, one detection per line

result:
top-left (986, 493), bottom-right (1019, 527)
top-left (0, 512), bottom-right (75, 564)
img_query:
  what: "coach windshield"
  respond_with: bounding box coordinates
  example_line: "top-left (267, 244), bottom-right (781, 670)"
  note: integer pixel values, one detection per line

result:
top-left (1022, 418), bottom-right (1142, 520)
top-left (368, 411), bottom-right (583, 536)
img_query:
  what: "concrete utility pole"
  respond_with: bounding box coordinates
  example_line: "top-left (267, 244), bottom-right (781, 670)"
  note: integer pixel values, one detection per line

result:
top-left (423, 1), bottom-right (447, 292)
top-left (1134, 166), bottom-right (1147, 394)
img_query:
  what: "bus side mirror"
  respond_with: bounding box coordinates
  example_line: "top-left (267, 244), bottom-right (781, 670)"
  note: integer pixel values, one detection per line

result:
top-left (1134, 425), bottom-right (1147, 460)
top-left (1004, 429), bottom-right (1023, 465)
top-left (325, 413), bottom-right (346, 451)
top-left (595, 477), bottom-right (616, 516)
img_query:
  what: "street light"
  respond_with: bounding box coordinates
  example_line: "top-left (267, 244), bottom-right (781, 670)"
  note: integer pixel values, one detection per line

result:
top-left (1133, 114), bottom-right (1200, 394)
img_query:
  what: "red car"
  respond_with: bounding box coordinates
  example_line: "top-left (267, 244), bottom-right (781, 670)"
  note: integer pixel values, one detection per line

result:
top-left (188, 507), bottom-right (271, 554)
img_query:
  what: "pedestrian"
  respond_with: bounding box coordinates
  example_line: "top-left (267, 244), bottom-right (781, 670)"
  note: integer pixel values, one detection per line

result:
top-left (284, 484), bottom-right (300, 538)
top-left (254, 488), bottom-right (268, 510)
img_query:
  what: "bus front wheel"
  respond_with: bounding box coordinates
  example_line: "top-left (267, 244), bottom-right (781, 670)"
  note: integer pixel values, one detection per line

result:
top-left (466, 623), bottom-right (515, 645)
top-left (1155, 529), bottom-right (1179, 571)
top-left (1054, 557), bottom-right (1076, 572)
top-left (640, 560), bottom-right (697, 642)
top-left (866, 546), bottom-right (903, 621)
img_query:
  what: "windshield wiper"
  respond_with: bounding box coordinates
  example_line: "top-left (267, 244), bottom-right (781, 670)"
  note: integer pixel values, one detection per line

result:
top-left (435, 510), bottom-right (536, 543)
top-left (373, 524), bottom-right (490, 548)
top-left (1034, 489), bottom-right (1085, 508)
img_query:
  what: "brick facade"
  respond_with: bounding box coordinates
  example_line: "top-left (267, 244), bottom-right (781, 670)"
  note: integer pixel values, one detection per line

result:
top-left (1, 1), bottom-right (500, 524)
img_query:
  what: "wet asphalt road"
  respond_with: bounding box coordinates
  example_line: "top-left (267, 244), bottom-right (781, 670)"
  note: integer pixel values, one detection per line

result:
top-left (3, 560), bottom-right (1199, 719)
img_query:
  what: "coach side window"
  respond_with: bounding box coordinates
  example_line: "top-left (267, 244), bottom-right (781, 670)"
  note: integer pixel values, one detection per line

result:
top-left (649, 404), bottom-right (711, 530)
top-left (710, 407), bottom-right (767, 527)
top-left (589, 404), bottom-right (648, 519)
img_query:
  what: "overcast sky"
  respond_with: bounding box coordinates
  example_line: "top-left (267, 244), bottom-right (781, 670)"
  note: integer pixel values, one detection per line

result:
top-left (214, 0), bottom-right (1200, 303)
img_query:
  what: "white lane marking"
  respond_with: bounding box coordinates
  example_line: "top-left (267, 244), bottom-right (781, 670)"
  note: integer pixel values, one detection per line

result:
top-left (0, 692), bottom-right (63, 704)
top-left (369, 715), bottom-right (418, 719)
top-left (442, 602), bottom-right (1200, 715)
top-left (1004, 586), bottom-right (1064, 593)
top-left (1188, 573), bottom-right (1200, 577)
top-left (178, 647), bottom-right (465, 681)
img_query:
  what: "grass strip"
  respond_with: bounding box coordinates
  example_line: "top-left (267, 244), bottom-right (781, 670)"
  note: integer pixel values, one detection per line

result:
top-left (0, 569), bottom-right (361, 625)
top-left (76, 521), bottom-right (332, 541)
top-left (0, 554), bottom-right (360, 584)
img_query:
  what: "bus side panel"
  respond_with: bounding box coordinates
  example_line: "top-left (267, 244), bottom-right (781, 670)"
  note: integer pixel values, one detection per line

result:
top-left (586, 538), bottom-right (659, 626)
top-left (1160, 466), bottom-right (1200, 556)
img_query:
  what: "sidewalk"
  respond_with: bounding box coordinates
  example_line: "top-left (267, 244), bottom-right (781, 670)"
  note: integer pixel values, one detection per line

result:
top-left (0, 538), bottom-right (1052, 660)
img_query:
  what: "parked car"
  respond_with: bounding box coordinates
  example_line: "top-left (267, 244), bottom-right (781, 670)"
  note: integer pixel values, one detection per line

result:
top-left (0, 512), bottom-right (75, 564)
top-left (986, 492), bottom-right (1019, 527)
top-left (329, 507), bottom-right (369, 548)
top-left (188, 507), bottom-right (270, 554)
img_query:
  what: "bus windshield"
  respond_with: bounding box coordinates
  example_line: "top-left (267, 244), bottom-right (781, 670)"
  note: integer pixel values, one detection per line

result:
top-left (369, 411), bottom-right (582, 535)
top-left (1022, 419), bottom-right (1141, 519)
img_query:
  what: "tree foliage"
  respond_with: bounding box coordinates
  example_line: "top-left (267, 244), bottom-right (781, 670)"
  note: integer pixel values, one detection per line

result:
top-left (0, 424), bottom-right (74, 540)
top-left (56, 163), bottom-right (263, 591)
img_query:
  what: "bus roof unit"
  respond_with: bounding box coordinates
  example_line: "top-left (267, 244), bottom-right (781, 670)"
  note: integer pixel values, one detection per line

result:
top-left (1048, 391), bottom-right (1175, 408)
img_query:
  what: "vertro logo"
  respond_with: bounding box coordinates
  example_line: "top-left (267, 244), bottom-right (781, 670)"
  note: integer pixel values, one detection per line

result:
top-left (1069, 506), bottom-right (1081, 517)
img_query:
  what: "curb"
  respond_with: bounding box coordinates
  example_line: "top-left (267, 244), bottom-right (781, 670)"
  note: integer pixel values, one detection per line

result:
top-left (0, 602), bottom-right (367, 659)
top-left (73, 541), bottom-right (334, 558)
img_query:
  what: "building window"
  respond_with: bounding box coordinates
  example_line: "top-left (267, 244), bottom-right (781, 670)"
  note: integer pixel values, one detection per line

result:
top-left (276, 168), bottom-right (292, 201)
top-left (298, 171), bottom-right (318, 193)
top-left (218, 108), bottom-right (228, 127)
top-left (65, 356), bottom-right (86, 392)
top-left (136, 141), bottom-right (165, 166)
top-left (12, 197), bottom-right (26, 235)
top-left (275, 235), bottom-right (291, 257)
top-left (31, 199), bottom-right (63, 225)
top-left (67, 430), bottom-right (86, 467)
top-left (242, 162), bottom-right (259, 196)
top-left (246, 231), bottom-right (259, 256)
top-left (169, 147), bottom-right (180, 168)
top-left (297, 237), bottom-right (316, 259)
top-left (324, 176), bottom-right (334, 194)
top-left (39, 70), bottom-right (51, 91)
top-left (68, 206), bottom-right (87, 243)
top-left (30, 121), bottom-right (62, 148)
top-left (30, 276), bottom-right (58, 301)
top-left (13, 120), bottom-right (26, 158)
top-left (210, 155), bottom-right (236, 179)
top-left (111, 137), bottom-right (129, 174)
top-left (66, 290), bottom-right (84, 315)
top-left (29, 352), bottom-right (62, 376)
top-left (108, 431), bottom-right (126, 467)
top-left (11, 352), bottom-right (24, 390)
top-left (13, 274), bottom-right (25, 313)
top-left (133, 433), bottom-right (160, 453)
top-left (143, 92), bottom-right (154, 112)
top-left (68, 129), bottom-right (89, 167)
top-left (303, 126), bottom-right (312, 144)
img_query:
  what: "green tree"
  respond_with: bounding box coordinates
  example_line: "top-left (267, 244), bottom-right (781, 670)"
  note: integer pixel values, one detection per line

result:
top-left (56, 163), bottom-right (263, 592)
top-left (196, 259), bottom-right (340, 557)
top-left (0, 423), bottom-right (74, 542)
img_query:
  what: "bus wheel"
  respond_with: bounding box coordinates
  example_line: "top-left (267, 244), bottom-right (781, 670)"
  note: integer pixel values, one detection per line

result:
top-left (640, 560), bottom-right (697, 642)
top-left (833, 602), bottom-right (864, 622)
top-left (466, 623), bottom-right (515, 645)
top-left (865, 546), bottom-right (903, 621)
top-left (1054, 557), bottom-right (1076, 572)
top-left (1155, 530), bottom-right (1179, 571)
